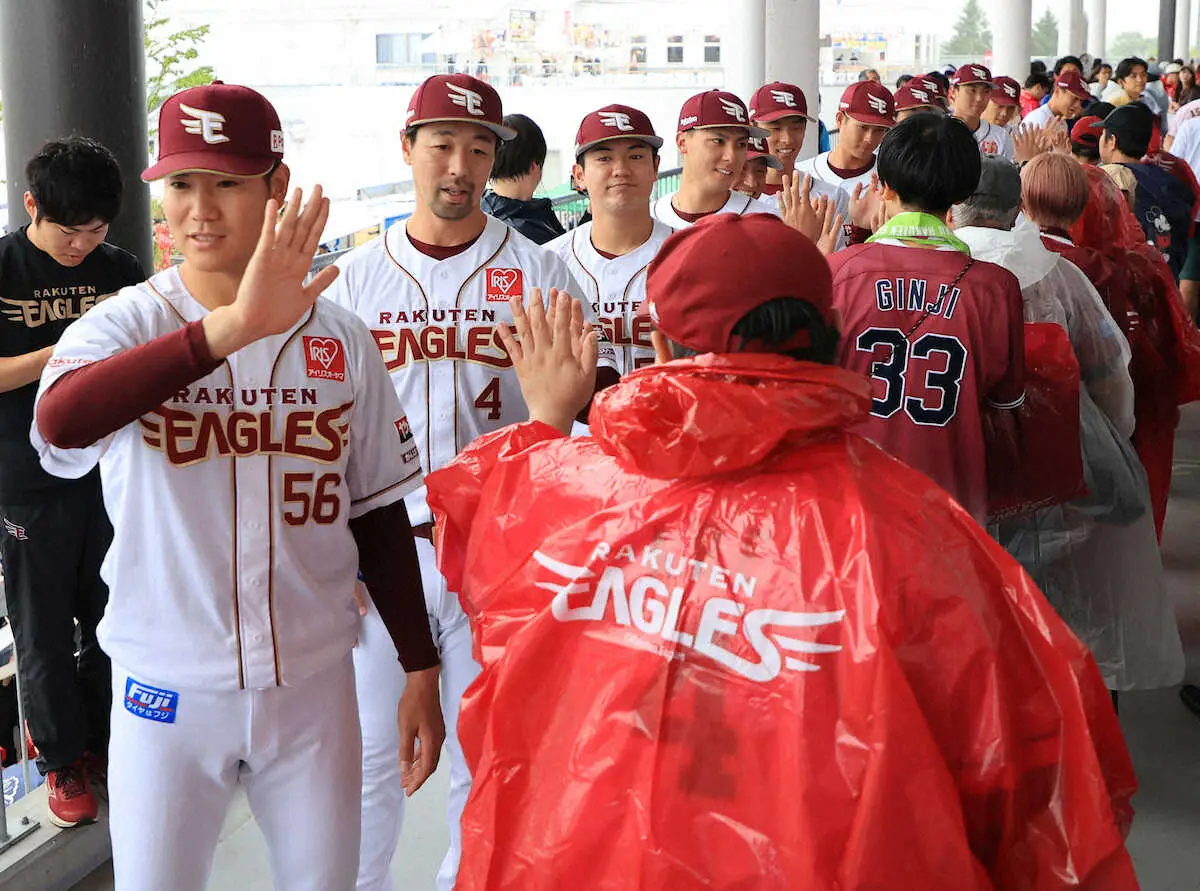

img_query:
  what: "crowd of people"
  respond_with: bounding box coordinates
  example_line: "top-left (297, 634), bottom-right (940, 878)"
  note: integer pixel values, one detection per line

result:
top-left (0, 48), bottom-right (1198, 891)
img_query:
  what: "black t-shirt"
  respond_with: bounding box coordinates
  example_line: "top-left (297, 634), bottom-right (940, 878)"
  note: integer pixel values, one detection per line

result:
top-left (0, 226), bottom-right (144, 500)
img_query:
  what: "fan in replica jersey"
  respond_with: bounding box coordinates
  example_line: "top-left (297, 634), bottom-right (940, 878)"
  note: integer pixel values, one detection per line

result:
top-left (949, 64), bottom-right (1016, 160)
top-left (793, 80), bottom-right (896, 193)
top-left (32, 81), bottom-right (441, 891)
top-left (652, 90), bottom-right (776, 229)
top-left (323, 73), bottom-right (616, 891)
top-left (547, 105), bottom-right (673, 375)
top-left (829, 115), bottom-right (1026, 524)
top-left (748, 81), bottom-right (851, 248)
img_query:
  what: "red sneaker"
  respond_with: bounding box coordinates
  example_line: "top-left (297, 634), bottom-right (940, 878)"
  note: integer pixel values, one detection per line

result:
top-left (46, 762), bottom-right (98, 828)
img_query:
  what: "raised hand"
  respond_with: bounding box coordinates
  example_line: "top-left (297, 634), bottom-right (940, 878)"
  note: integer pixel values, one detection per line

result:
top-left (779, 174), bottom-right (825, 244)
top-left (203, 185), bottom-right (337, 359)
top-left (850, 174), bottom-right (884, 231)
top-left (496, 289), bottom-right (599, 434)
top-left (816, 202), bottom-right (845, 257)
top-left (1013, 126), bottom-right (1046, 164)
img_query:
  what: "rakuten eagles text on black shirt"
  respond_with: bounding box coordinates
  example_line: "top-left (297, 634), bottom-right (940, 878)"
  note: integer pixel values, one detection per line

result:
top-left (0, 226), bottom-right (143, 499)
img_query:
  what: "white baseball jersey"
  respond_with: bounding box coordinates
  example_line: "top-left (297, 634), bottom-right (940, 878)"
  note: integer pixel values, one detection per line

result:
top-left (325, 215), bottom-right (612, 526)
top-left (546, 221), bottom-right (673, 374)
top-left (758, 179), bottom-right (853, 251)
top-left (652, 190), bottom-right (777, 230)
top-left (31, 266), bottom-right (423, 691)
top-left (793, 152), bottom-right (878, 192)
top-left (970, 119), bottom-right (1016, 160)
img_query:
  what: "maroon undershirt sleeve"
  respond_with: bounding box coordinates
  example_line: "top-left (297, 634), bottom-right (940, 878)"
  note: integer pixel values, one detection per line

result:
top-left (349, 499), bottom-right (440, 671)
top-left (38, 320), bottom-right (222, 449)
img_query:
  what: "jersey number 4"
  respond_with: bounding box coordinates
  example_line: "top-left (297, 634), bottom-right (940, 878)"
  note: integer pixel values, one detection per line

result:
top-left (855, 328), bottom-right (967, 427)
top-left (474, 377), bottom-right (502, 420)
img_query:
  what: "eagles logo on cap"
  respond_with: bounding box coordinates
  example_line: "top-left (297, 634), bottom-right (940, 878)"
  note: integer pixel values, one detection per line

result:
top-left (405, 74), bottom-right (517, 141)
top-left (574, 104), bottom-right (663, 158)
top-left (950, 64), bottom-right (993, 87)
top-left (142, 80), bottom-right (286, 181)
top-left (838, 81), bottom-right (896, 127)
top-left (749, 82), bottom-right (817, 124)
top-left (989, 76), bottom-right (1022, 107)
top-left (677, 90), bottom-right (769, 138)
top-left (745, 136), bottom-right (783, 169)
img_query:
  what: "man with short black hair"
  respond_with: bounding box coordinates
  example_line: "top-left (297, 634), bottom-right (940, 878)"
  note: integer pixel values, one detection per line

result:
top-left (950, 63), bottom-right (1015, 159)
top-left (1055, 55), bottom-right (1084, 77)
top-left (0, 137), bottom-right (144, 828)
top-left (829, 114), bottom-right (1026, 523)
top-left (1096, 104), bottom-right (1195, 278)
top-left (481, 113), bottom-right (565, 245)
top-left (793, 80), bottom-right (896, 192)
top-left (1102, 57), bottom-right (1149, 107)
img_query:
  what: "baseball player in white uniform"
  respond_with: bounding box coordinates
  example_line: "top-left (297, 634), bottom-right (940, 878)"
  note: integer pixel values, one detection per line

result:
top-left (325, 73), bottom-right (616, 891)
top-left (748, 81), bottom-right (851, 244)
top-left (793, 81), bottom-right (896, 194)
top-left (29, 82), bottom-right (443, 891)
top-left (652, 90), bottom-right (776, 230)
top-left (546, 104), bottom-right (672, 374)
top-left (949, 64), bottom-right (1017, 160)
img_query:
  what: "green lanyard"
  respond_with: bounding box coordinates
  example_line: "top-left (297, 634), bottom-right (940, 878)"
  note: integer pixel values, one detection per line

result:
top-left (866, 212), bottom-right (972, 255)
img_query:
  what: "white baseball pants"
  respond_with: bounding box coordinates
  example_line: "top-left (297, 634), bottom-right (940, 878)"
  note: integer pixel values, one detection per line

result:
top-left (354, 537), bottom-right (479, 891)
top-left (107, 653), bottom-right (362, 891)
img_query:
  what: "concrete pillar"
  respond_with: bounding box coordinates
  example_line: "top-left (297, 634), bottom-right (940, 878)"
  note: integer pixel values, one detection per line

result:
top-left (0, 0), bottom-right (152, 268)
top-left (728, 0), bottom-right (766, 112)
top-left (1059, 0), bottom-right (1078, 55)
top-left (1178, 0), bottom-right (1192, 58)
top-left (1162, 0), bottom-right (1178, 61)
top-left (992, 0), bottom-right (1032, 81)
top-left (1085, 0), bottom-right (1106, 60)
top-left (1070, 0), bottom-right (1086, 54)
top-left (765, 0), bottom-right (820, 159)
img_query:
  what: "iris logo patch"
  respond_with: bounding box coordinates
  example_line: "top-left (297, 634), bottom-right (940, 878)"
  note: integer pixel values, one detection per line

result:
top-left (124, 678), bottom-right (179, 724)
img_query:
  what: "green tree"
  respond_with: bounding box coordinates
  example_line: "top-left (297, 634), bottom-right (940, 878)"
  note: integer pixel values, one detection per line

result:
top-left (1108, 32), bottom-right (1156, 61)
top-left (144, 0), bottom-right (214, 115)
top-left (1031, 10), bottom-right (1059, 57)
top-left (942, 0), bottom-right (992, 56)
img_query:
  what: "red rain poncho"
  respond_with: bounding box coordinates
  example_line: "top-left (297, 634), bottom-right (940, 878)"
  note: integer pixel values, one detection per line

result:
top-left (427, 354), bottom-right (1137, 891)
top-left (1068, 164), bottom-right (1200, 535)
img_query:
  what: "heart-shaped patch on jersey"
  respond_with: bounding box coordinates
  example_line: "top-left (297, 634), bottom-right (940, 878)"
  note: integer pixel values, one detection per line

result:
top-left (486, 267), bottom-right (524, 302)
top-left (303, 335), bottom-right (346, 381)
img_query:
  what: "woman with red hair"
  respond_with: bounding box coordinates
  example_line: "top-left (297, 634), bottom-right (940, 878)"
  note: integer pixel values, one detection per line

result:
top-left (1022, 152), bottom-right (1200, 538)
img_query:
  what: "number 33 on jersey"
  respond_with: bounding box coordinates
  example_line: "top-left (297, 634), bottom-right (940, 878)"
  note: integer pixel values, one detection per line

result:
top-left (326, 216), bottom-right (616, 520)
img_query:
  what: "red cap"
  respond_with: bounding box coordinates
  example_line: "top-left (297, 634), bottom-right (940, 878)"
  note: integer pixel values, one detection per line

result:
top-left (894, 82), bottom-right (941, 112)
top-left (991, 76), bottom-right (1021, 106)
top-left (914, 75), bottom-right (951, 109)
top-left (678, 90), bottom-right (768, 138)
top-left (1053, 69), bottom-right (1092, 101)
top-left (951, 64), bottom-right (993, 86)
top-left (644, 214), bottom-right (833, 354)
top-left (838, 81), bottom-right (896, 127)
top-left (746, 136), bottom-right (784, 170)
top-left (142, 81), bottom-right (284, 181)
top-left (574, 105), bottom-right (663, 158)
top-left (1070, 115), bottom-right (1102, 147)
top-left (406, 74), bottom-right (516, 140)
top-left (749, 82), bottom-right (816, 123)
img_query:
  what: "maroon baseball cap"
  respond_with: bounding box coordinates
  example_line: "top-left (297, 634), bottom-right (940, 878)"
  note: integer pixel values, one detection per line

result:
top-left (991, 76), bottom-right (1021, 106)
top-left (575, 105), bottom-right (663, 158)
top-left (838, 81), bottom-right (896, 128)
top-left (894, 82), bottom-right (941, 112)
top-left (1053, 69), bottom-right (1092, 101)
top-left (746, 136), bottom-right (783, 170)
top-left (749, 82), bottom-right (817, 123)
top-left (142, 81), bottom-right (284, 181)
top-left (951, 64), bottom-right (993, 87)
top-left (1070, 115), bottom-right (1103, 147)
top-left (644, 214), bottom-right (833, 354)
top-left (406, 74), bottom-right (517, 140)
top-left (678, 90), bottom-right (768, 138)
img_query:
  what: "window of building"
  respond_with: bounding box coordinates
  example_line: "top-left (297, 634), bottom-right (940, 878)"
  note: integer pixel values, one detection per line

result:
top-left (704, 35), bottom-right (720, 64)
top-left (667, 35), bottom-right (684, 65)
top-left (376, 33), bottom-right (431, 66)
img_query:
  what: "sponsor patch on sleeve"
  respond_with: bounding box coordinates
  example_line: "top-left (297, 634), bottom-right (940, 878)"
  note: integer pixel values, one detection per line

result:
top-left (485, 267), bottom-right (524, 303)
top-left (124, 677), bottom-right (179, 724)
top-left (394, 416), bottom-right (414, 442)
top-left (303, 336), bottom-right (346, 381)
